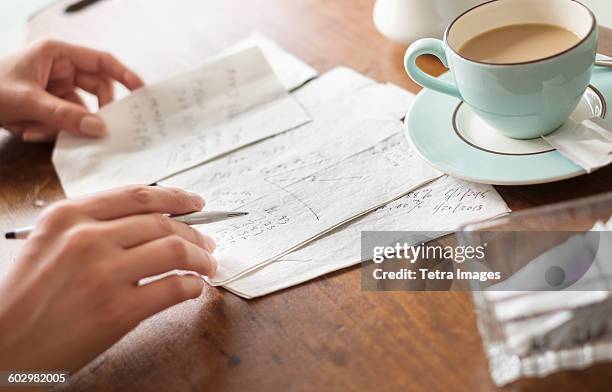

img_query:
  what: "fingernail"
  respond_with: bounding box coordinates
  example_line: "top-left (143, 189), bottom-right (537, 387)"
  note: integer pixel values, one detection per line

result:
top-left (185, 276), bottom-right (205, 295)
top-left (205, 236), bottom-right (216, 252)
top-left (189, 193), bottom-right (205, 209)
top-left (23, 131), bottom-right (50, 143)
top-left (79, 115), bottom-right (106, 136)
top-left (209, 254), bottom-right (218, 275)
top-left (124, 71), bottom-right (143, 89)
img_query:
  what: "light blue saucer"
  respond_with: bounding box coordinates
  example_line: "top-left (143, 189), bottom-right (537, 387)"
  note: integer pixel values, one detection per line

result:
top-left (405, 67), bottom-right (612, 185)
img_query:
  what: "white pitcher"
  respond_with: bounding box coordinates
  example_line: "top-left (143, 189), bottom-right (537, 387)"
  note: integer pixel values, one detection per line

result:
top-left (373, 0), bottom-right (486, 45)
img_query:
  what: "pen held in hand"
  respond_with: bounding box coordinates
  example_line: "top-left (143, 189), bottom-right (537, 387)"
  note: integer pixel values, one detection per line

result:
top-left (4, 211), bottom-right (249, 240)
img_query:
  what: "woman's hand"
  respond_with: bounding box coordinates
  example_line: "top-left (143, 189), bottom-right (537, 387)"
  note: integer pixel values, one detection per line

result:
top-left (0, 40), bottom-right (144, 142)
top-left (0, 186), bottom-right (216, 373)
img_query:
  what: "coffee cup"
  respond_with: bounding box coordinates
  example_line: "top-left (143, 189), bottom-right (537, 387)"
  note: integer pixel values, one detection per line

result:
top-left (404, 0), bottom-right (597, 140)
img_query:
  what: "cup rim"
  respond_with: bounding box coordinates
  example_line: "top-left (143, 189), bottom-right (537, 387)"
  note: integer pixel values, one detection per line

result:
top-left (443, 0), bottom-right (597, 67)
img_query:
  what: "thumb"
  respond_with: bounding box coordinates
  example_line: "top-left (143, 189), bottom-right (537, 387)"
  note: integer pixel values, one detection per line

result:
top-left (27, 91), bottom-right (106, 137)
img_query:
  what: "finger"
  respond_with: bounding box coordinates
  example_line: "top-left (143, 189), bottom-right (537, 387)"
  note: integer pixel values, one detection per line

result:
top-left (4, 121), bottom-right (57, 142)
top-left (26, 91), bottom-right (106, 137)
top-left (18, 89), bottom-right (86, 141)
top-left (2, 123), bottom-right (25, 134)
top-left (118, 235), bottom-right (217, 281)
top-left (74, 186), bottom-right (205, 220)
top-left (48, 56), bottom-right (75, 83)
top-left (75, 72), bottom-right (114, 107)
top-left (16, 121), bottom-right (58, 142)
top-left (63, 91), bottom-right (86, 107)
top-left (99, 213), bottom-right (216, 251)
top-left (22, 128), bottom-right (56, 143)
top-left (46, 57), bottom-right (77, 96)
top-left (47, 79), bottom-right (75, 97)
top-left (128, 274), bottom-right (204, 323)
top-left (46, 85), bottom-right (87, 108)
top-left (61, 44), bottom-right (144, 90)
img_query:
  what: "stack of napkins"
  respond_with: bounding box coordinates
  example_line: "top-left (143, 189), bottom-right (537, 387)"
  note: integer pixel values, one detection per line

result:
top-left (486, 217), bottom-right (612, 356)
top-left (52, 35), bottom-right (511, 298)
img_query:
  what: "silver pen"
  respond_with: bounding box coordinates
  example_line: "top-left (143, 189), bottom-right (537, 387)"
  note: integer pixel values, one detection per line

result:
top-left (4, 210), bottom-right (249, 240)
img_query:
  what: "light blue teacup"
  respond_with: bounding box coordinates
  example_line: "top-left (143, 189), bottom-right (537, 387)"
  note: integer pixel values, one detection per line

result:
top-left (404, 0), bottom-right (597, 140)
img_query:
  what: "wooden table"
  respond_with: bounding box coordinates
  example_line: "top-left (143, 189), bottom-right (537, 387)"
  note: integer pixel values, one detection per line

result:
top-left (1, 0), bottom-right (612, 390)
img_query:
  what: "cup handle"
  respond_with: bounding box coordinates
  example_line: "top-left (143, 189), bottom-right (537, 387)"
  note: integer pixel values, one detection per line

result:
top-left (404, 38), bottom-right (462, 100)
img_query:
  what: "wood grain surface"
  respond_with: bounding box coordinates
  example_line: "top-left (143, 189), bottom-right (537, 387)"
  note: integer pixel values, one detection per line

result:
top-left (1, 0), bottom-right (612, 390)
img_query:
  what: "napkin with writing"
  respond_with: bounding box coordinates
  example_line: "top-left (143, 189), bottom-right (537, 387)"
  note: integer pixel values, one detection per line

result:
top-left (543, 116), bottom-right (612, 173)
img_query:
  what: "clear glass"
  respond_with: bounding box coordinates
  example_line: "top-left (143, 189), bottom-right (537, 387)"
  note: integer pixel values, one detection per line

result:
top-left (459, 192), bottom-right (612, 386)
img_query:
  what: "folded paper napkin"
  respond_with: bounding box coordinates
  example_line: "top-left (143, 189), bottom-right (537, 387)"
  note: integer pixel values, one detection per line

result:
top-left (543, 117), bottom-right (612, 173)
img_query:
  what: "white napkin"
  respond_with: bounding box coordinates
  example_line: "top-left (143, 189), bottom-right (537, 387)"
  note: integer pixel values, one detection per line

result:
top-left (543, 117), bottom-right (612, 173)
top-left (484, 215), bottom-right (612, 356)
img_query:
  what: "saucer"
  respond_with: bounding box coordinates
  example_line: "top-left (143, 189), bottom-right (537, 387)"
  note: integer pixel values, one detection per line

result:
top-left (405, 68), bottom-right (612, 185)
